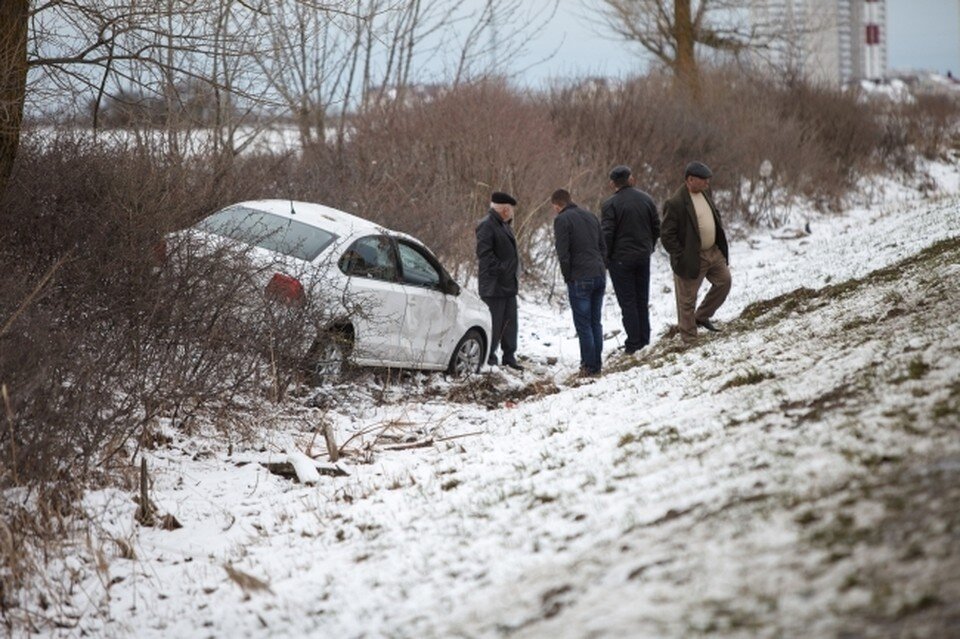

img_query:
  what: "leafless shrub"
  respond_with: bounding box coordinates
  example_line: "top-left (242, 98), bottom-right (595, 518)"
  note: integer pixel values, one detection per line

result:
top-left (549, 68), bottom-right (895, 222)
top-left (891, 92), bottom-right (960, 163)
top-left (771, 81), bottom-right (883, 206)
top-left (0, 135), bottom-right (338, 492)
top-left (336, 80), bottom-right (575, 276)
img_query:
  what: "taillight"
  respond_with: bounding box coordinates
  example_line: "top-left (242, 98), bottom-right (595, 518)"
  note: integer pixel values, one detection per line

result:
top-left (265, 273), bottom-right (305, 304)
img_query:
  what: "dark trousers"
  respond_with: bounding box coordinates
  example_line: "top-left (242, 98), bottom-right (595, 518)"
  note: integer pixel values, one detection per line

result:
top-left (481, 295), bottom-right (518, 364)
top-left (567, 275), bottom-right (605, 373)
top-left (608, 255), bottom-right (651, 351)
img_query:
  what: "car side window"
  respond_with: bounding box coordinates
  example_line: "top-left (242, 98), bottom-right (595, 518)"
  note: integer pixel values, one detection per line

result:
top-left (339, 235), bottom-right (398, 282)
top-left (397, 241), bottom-right (442, 289)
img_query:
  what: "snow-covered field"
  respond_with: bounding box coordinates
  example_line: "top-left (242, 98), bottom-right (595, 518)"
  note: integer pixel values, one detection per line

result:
top-left (15, 165), bottom-right (960, 638)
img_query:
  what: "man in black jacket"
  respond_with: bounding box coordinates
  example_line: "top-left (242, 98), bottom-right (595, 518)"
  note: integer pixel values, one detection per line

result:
top-left (661, 161), bottom-right (731, 344)
top-left (476, 191), bottom-right (523, 370)
top-left (552, 189), bottom-right (607, 376)
top-left (601, 165), bottom-right (660, 353)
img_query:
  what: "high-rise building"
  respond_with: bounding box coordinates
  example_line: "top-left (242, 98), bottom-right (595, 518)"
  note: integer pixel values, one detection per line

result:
top-left (751, 0), bottom-right (887, 85)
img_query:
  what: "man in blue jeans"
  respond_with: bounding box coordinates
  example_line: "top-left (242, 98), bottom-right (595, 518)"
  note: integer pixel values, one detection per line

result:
top-left (601, 165), bottom-right (660, 354)
top-left (551, 189), bottom-right (607, 376)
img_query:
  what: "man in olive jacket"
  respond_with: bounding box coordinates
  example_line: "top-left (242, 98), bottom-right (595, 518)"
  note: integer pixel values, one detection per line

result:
top-left (660, 161), bottom-right (731, 344)
top-left (476, 191), bottom-right (523, 370)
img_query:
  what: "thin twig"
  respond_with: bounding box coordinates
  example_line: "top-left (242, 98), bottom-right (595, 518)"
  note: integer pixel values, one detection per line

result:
top-left (0, 250), bottom-right (74, 338)
top-left (2, 384), bottom-right (16, 485)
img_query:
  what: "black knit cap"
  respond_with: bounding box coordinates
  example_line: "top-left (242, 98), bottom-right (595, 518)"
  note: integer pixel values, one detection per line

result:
top-left (684, 161), bottom-right (713, 179)
top-left (491, 191), bottom-right (517, 206)
top-left (609, 165), bottom-right (632, 181)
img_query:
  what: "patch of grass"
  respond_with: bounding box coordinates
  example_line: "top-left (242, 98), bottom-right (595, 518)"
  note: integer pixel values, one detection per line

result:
top-left (689, 599), bottom-right (766, 633)
top-left (882, 290), bottom-right (905, 306)
top-left (653, 426), bottom-right (680, 449)
top-left (907, 357), bottom-right (930, 380)
top-left (809, 512), bottom-right (877, 551)
top-left (739, 287), bottom-right (819, 322)
top-left (617, 433), bottom-right (638, 447)
top-left (858, 453), bottom-right (902, 469)
top-left (441, 479), bottom-right (460, 491)
top-left (446, 375), bottom-right (560, 407)
top-left (839, 572), bottom-right (864, 592)
top-left (842, 316), bottom-right (874, 331)
top-left (781, 382), bottom-right (859, 424)
top-left (545, 424), bottom-right (566, 437)
top-left (895, 593), bottom-right (941, 618)
top-left (732, 237), bottom-right (960, 338)
top-left (931, 399), bottom-right (957, 421)
top-left (901, 542), bottom-right (925, 561)
top-left (720, 369), bottom-right (775, 391)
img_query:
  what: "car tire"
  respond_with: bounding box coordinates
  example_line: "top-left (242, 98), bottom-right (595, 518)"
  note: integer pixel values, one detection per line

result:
top-left (305, 328), bottom-right (353, 385)
top-left (447, 329), bottom-right (484, 377)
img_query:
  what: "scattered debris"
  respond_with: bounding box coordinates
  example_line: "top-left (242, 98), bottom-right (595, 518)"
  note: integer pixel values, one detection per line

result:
top-left (261, 461), bottom-right (349, 481)
top-left (224, 564), bottom-right (272, 596)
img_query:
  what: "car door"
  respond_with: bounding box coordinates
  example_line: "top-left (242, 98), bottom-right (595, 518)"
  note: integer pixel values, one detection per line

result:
top-left (338, 235), bottom-right (407, 363)
top-left (396, 239), bottom-right (456, 367)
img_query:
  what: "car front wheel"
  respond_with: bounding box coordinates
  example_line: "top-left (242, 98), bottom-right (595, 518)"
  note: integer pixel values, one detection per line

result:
top-left (447, 329), bottom-right (484, 377)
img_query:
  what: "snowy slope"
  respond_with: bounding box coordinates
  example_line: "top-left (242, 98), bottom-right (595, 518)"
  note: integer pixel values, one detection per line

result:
top-left (16, 167), bottom-right (960, 638)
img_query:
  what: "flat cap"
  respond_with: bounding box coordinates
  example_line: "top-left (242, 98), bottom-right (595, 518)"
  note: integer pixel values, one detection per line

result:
top-left (609, 165), bottom-right (632, 181)
top-left (684, 161), bottom-right (713, 179)
top-left (491, 191), bottom-right (517, 206)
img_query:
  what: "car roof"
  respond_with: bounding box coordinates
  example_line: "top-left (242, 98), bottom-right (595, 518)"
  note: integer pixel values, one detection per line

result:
top-left (236, 199), bottom-right (389, 240)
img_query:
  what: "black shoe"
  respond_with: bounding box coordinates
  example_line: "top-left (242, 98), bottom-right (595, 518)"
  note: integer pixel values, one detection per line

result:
top-left (696, 318), bottom-right (721, 333)
top-left (487, 357), bottom-right (499, 366)
top-left (503, 360), bottom-right (524, 371)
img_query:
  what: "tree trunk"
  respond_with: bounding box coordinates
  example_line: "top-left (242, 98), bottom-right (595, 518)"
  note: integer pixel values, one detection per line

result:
top-left (0, 0), bottom-right (29, 198)
top-left (673, 0), bottom-right (699, 97)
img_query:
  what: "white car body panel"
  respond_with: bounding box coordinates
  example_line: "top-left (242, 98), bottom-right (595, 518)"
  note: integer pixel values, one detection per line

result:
top-left (188, 199), bottom-right (491, 372)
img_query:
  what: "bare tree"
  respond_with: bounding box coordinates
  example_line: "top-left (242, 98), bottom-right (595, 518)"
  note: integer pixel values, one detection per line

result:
top-left (0, 0), bottom-right (29, 198)
top-left (0, 0), bottom-right (559, 199)
top-left (255, 0), bottom-right (557, 150)
top-left (590, 0), bottom-right (780, 94)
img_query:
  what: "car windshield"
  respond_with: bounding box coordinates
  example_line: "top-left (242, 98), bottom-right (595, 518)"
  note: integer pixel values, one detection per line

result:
top-left (197, 205), bottom-right (337, 261)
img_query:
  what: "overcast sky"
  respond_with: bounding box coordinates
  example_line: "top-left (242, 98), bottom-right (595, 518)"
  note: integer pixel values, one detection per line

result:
top-left (505, 0), bottom-right (960, 85)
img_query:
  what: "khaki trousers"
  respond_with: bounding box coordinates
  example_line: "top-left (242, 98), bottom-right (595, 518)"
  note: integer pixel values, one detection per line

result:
top-left (674, 245), bottom-right (732, 342)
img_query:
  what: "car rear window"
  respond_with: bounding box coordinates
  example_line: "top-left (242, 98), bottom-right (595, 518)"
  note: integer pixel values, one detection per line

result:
top-left (197, 205), bottom-right (337, 261)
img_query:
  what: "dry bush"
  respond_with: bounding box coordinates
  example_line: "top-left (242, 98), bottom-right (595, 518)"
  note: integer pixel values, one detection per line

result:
top-left (549, 68), bottom-right (891, 223)
top-left (197, 82), bottom-right (576, 276)
top-left (771, 81), bottom-right (883, 205)
top-left (548, 73), bottom-right (683, 210)
top-left (0, 135), bottom-right (334, 492)
top-left (898, 92), bottom-right (960, 162)
top-left (335, 80), bottom-right (575, 275)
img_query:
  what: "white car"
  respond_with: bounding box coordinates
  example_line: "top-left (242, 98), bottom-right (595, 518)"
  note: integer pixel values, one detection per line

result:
top-left (189, 199), bottom-right (491, 379)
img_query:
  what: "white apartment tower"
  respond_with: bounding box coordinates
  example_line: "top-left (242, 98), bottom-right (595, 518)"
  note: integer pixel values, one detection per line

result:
top-left (751, 0), bottom-right (887, 85)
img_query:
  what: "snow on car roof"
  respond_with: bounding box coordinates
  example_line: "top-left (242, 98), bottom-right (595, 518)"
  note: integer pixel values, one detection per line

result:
top-left (239, 199), bottom-right (388, 240)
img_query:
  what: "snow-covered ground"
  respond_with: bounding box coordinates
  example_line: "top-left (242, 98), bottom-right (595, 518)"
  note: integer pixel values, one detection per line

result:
top-left (13, 164), bottom-right (960, 638)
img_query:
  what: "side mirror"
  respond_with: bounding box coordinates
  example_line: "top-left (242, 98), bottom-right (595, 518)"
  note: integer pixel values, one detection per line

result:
top-left (444, 278), bottom-right (461, 296)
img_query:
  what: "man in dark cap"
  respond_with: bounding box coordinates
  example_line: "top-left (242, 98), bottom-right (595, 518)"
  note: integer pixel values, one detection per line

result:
top-left (551, 188), bottom-right (606, 376)
top-left (660, 161), bottom-right (731, 344)
top-left (476, 191), bottom-right (523, 370)
top-left (601, 164), bottom-right (660, 354)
